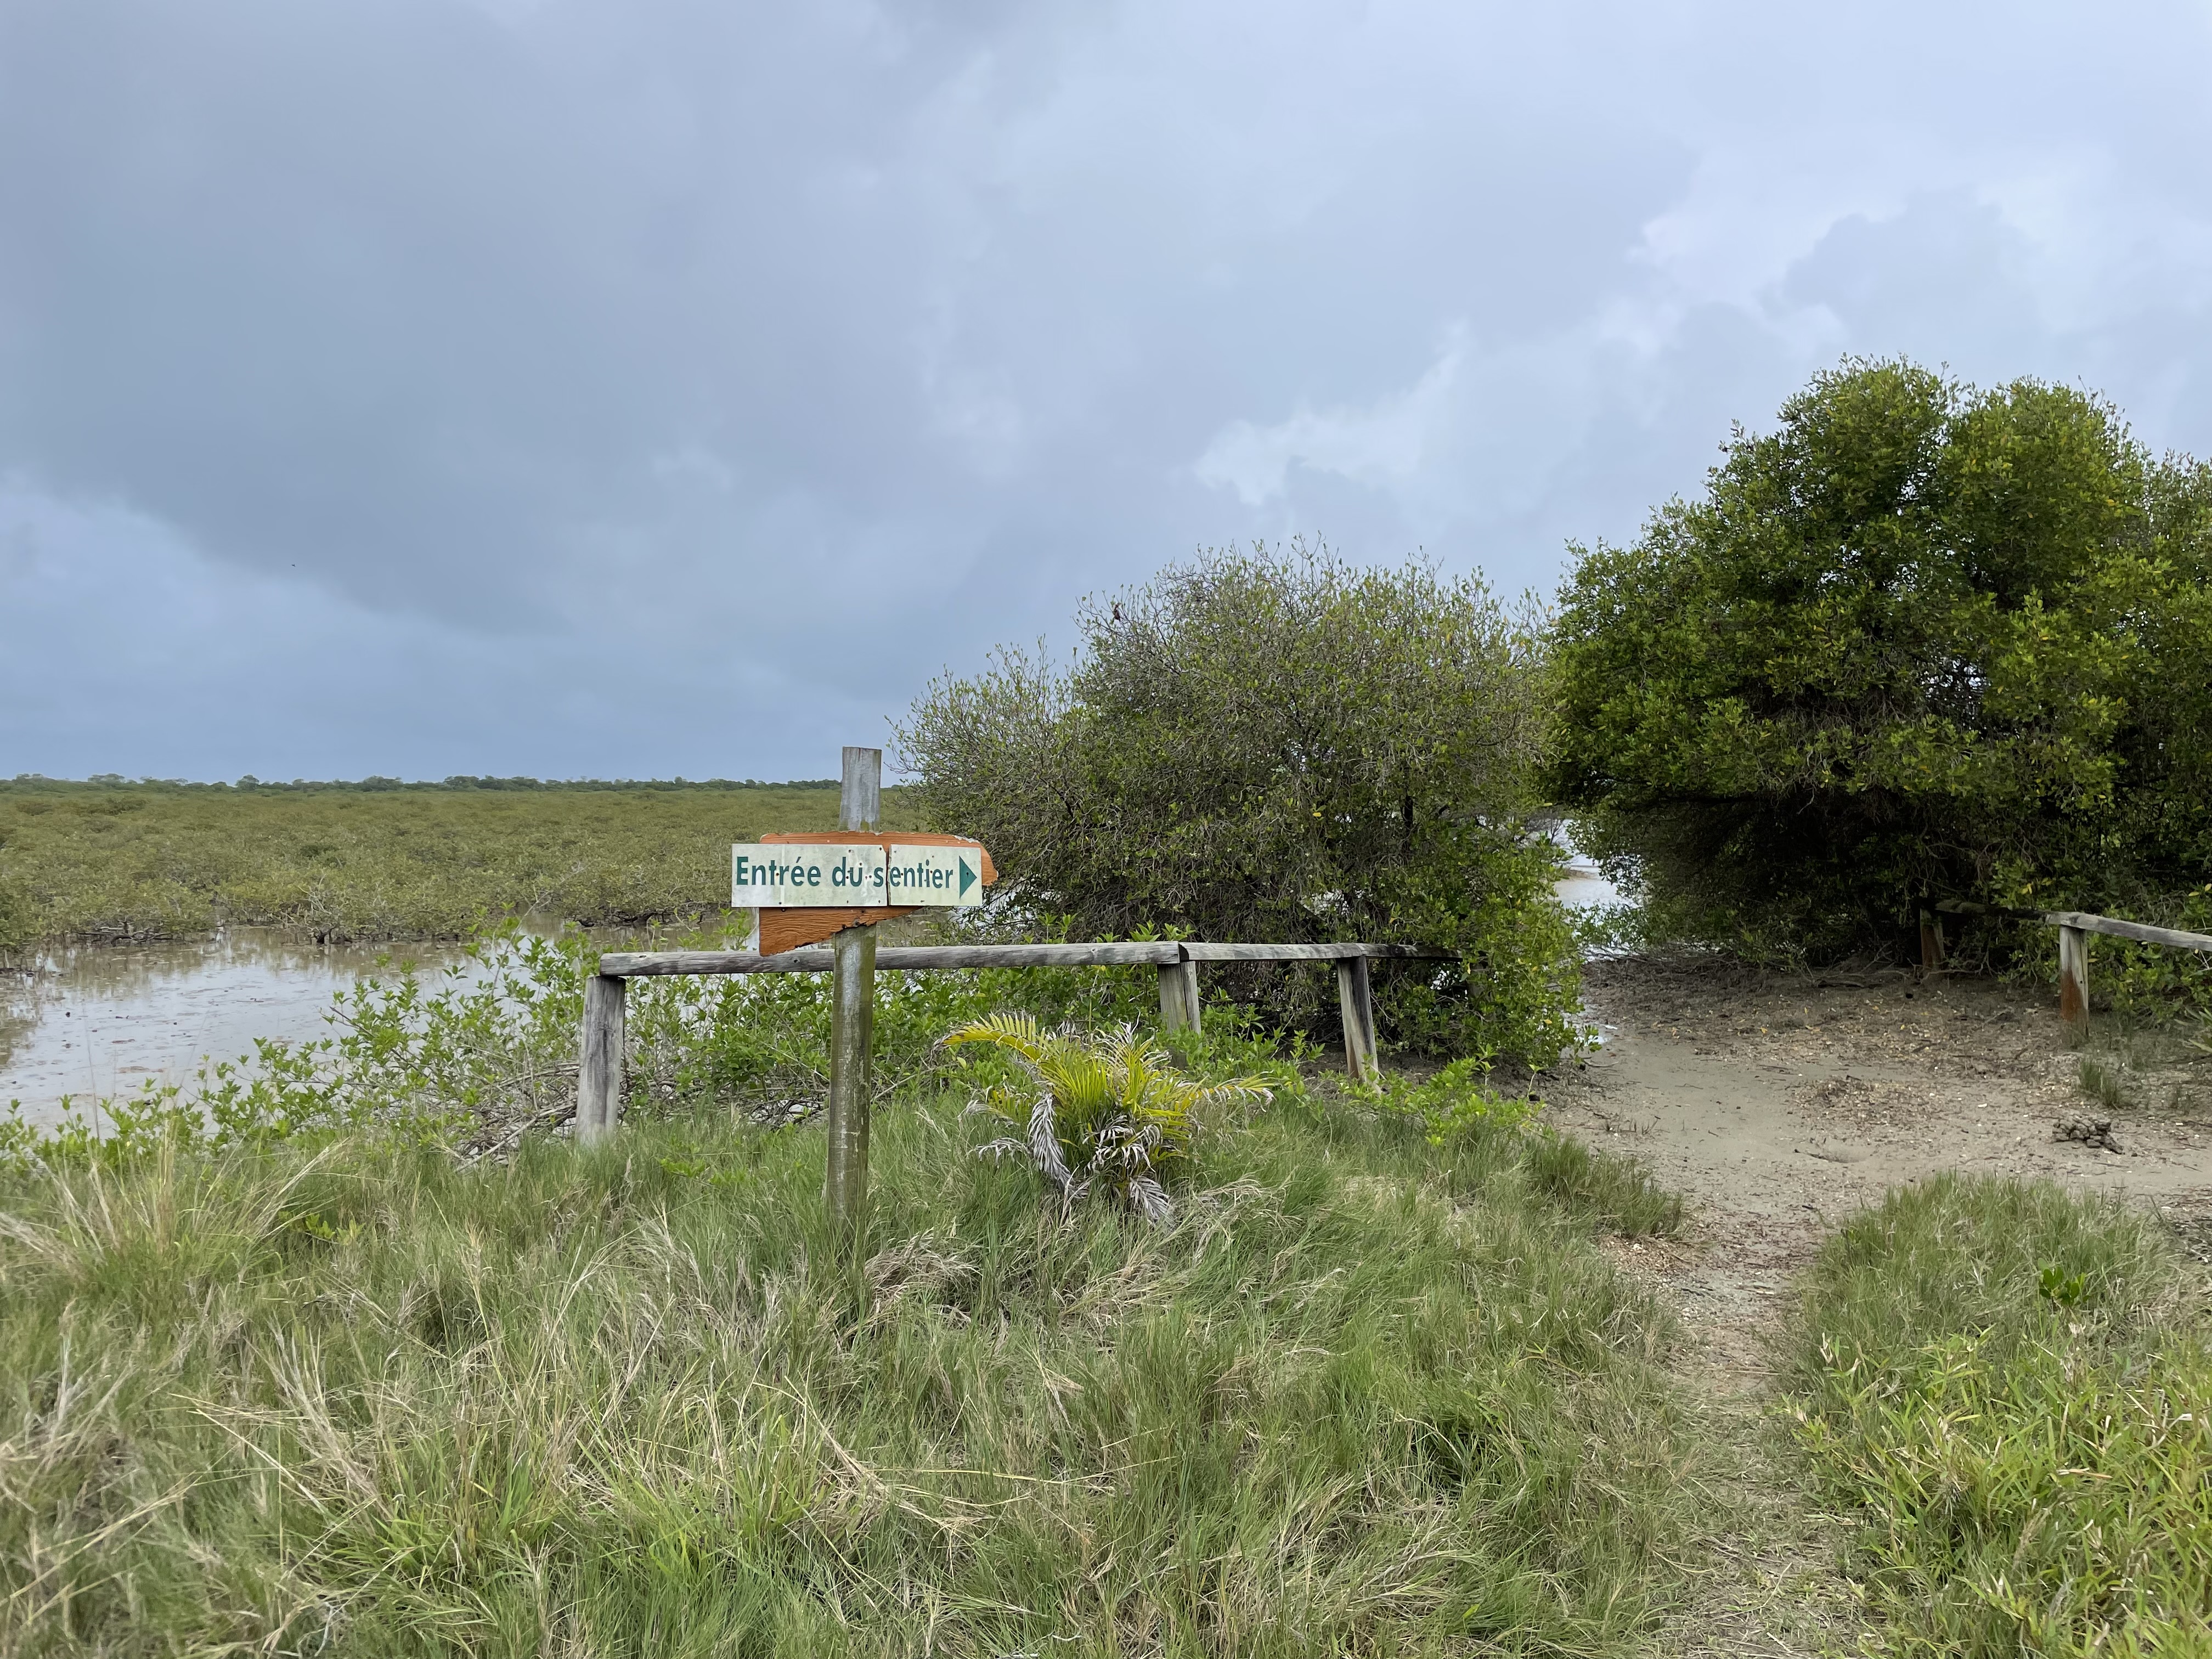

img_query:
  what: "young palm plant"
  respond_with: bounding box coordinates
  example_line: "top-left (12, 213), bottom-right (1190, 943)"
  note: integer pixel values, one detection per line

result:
top-left (942, 1014), bottom-right (1271, 1221)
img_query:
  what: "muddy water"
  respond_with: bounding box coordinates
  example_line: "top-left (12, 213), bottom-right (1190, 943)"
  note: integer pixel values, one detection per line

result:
top-left (1555, 861), bottom-right (1623, 910)
top-left (1, 933), bottom-right (476, 1126)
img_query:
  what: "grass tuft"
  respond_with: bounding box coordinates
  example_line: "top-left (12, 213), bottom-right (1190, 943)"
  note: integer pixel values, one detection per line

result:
top-left (2078, 1056), bottom-right (2130, 1113)
top-left (1519, 1131), bottom-right (1685, 1239)
top-left (1785, 1173), bottom-right (2212, 1656)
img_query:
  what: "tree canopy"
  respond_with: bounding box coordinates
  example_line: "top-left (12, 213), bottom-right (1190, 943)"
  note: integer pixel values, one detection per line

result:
top-left (1550, 359), bottom-right (2212, 963)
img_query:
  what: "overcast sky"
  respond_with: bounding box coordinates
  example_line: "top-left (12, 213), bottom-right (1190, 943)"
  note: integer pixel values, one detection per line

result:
top-left (4, 1), bottom-right (2209, 782)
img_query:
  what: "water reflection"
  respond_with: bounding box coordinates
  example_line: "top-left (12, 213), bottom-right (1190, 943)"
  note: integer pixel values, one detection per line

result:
top-left (0, 932), bottom-right (475, 1127)
top-left (1552, 830), bottom-right (1623, 911)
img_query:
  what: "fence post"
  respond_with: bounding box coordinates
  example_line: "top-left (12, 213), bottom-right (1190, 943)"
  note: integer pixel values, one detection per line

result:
top-left (2058, 923), bottom-right (2090, 1034)
top-left (577, 972), bottom-right (627, 1142)
top-left (823, 747), bottom-right (881, 1234)
top-left (1157, 962), bottom-right (1191, 1031)
top-left (1336, 954), bottom-right (1377, 1085)
top-left (1919, 908), bottom-right (1945, 973)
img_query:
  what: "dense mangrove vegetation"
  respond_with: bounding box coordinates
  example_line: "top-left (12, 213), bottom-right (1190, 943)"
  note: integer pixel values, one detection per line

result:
top-left (0, 778), bottom-right (913, 951)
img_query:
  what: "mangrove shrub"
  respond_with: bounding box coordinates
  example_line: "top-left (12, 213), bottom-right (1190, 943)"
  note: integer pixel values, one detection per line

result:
top-left (1551, 359), bottom-right (2212, 963)
top-left (899, 544), bottom-right (1579, 1065)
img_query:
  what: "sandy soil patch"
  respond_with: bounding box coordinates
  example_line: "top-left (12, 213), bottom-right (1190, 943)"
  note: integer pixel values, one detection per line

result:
top-left (1541, 955), bottom-right (2212, 1653)
top-left (1548, 956), bottom-right (2212, 1367)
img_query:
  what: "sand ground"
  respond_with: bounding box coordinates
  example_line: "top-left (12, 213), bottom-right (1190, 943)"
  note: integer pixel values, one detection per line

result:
top-left (1537, 956), bottom-right (2212, 1653)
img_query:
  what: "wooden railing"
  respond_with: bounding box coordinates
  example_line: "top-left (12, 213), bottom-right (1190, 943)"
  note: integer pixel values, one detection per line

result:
top-left (2043, 912), bottom-right (2212, 1029)
top-left (577, 940), bottom-right (1452, 1138)
top-left (1928, 899), bottom-right (2212, 1028)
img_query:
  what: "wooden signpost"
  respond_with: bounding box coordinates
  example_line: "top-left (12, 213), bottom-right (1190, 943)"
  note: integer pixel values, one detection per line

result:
top-left (574, 755), bottom-right (1440, 1233)
top-left (736, 747), bottom-right (995, 1232)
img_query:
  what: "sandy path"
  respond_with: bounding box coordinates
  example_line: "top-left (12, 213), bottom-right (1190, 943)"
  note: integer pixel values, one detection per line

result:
top-left (1538, 957), bottom-right (2212, 1652)
top-left (1550, 958), bottom-right (2212, 1360)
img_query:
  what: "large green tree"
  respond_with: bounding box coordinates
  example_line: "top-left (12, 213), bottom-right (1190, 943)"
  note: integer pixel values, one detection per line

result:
top-left (1551, 359), bottom-right (2212, 963)
top-left (900, 544), bottom-right (1580, 1065)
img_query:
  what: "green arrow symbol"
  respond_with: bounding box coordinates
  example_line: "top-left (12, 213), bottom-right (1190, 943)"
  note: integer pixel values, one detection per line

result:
top-left (959, 857), bottom-right (976, 899)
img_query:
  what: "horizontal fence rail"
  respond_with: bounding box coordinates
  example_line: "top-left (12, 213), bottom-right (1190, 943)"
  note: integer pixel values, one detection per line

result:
top-left (575, 939), bottom-right (1454, 1139)
top-left (596, 940), bottom-right (1451, 976)
top-left (2045, 911), bottom-right (2212, 1030)
top-left (1925, 900), bottom-right (2212, 1029)
top-left (2041, 912), bottom-right (2212, 953)
top-left (601, 941), bottom-right (1181, 975)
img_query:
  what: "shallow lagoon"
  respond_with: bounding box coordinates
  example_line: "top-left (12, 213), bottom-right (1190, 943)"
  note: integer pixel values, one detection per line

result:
top-left (1, 932), bottom-right (475, 1125)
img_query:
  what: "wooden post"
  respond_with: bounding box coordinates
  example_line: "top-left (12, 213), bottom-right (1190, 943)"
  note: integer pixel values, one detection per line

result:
top-left (1156, 958), bottom-right (1203, 1032)
top-left (2058, 923), bottom-right (2090, 1033)
top-left (823, 747), bottom-right (881, 1233)
top-left (1918, 909), bottom-right (1944, 973)
top-left (1156, 963), bottom-right (1189, 1031)
top-left (1336, 955), bottom-right (1377, 1085)
top-left (577, 972), bottom-right (627, 1142)
top-left (825, 923), bottom-right (876, 1224)
top-left (839, 744), bottom-right (881, 835)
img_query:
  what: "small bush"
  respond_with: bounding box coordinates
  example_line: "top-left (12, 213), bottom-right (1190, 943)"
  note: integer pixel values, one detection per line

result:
top-left (944, 1014), bottom-right (1271, 1220)
top-left (1787, 1173), bottom-right (2212, 1655)
top-left (901, 541), bottom-right (1583, 1068)
top-left (1369, 1057), bottom-right (1540, 1146)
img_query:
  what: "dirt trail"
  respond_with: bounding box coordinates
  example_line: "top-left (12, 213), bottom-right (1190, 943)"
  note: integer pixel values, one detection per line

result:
top-left (1541, 956), bottom-right (2212, 1652)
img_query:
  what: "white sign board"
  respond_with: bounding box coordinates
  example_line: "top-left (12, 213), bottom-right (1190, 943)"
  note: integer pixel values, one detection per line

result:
top-left (732, 844), bottom-right (886, 907)
top-left (732, 842), bottom-right (989, 908)
top-left (886, 843), bottom-right (986, 905)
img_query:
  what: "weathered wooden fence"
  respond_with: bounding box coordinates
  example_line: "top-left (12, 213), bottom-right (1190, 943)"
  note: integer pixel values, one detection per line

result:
top-left (2043, 911), bottom-right (2212, 1030)
top-left (574, 940), bottom-right (1449, 1140)
top-left (1927, 900), bottom-right (2212, 1030)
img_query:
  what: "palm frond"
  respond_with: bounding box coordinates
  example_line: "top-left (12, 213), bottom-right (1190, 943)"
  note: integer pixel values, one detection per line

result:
top-left (941, 1011), bottom-right (1049, 1061)
top-left (949, 1015), bottom-right (1272, 1224)
top-left (1026, 1091), bottom-right (1070, 1190)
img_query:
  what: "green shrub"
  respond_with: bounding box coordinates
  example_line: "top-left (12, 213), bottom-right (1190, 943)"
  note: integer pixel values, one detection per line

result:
top-left (1552, 359), bottom-right (2212, 965)
top-left (1787, 1174), bottom-right (2212, 1655)
top-left (901, 541), bottom-right (1582, 1066)
top-left (0, 921), bottom-right (1196, 1166)
top-left (1369, 1057), bottom-right (1539, 1144)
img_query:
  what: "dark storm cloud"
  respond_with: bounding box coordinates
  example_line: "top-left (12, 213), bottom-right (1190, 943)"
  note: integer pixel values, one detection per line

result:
top-left (2, 1), bottom-right (2209, 778)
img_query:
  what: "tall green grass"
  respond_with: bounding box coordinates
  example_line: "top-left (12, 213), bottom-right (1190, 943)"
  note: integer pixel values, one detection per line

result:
top-left (1785, 1174), bottom-right (2212, 1656)
top-left (0, 1097), bottom-right (1695, 1656)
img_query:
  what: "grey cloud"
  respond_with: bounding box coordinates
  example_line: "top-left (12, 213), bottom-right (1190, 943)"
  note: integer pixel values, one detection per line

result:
top-left (2, 1), bottom-right (2209, 777)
